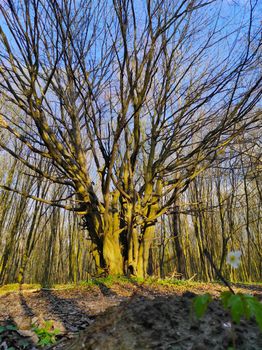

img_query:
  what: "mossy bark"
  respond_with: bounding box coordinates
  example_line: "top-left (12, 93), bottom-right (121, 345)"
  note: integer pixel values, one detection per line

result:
top-left (103, 233), bottom-right (124, 275)
top-left (83, 178), bottom-right (162, 278)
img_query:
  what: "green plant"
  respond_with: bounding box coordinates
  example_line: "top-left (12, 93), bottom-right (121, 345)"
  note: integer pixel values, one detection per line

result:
top-left (193, 292), bottom-right (262, 331)
top-left (221, 292), bottom-right (262, 330)
top-left (32, 320), bottom-right (60, 347)
top-left (193, 293), bottom-right (212, 318)
top-left (0, 324), bottom-right (18, 333)
top-left (0, 324), bottom-right (18, 349)
top-left (0, 324), bottom-right (31, 349)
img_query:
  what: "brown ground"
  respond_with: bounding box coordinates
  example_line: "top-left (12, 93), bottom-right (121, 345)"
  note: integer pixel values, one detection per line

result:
top-left (0, 281), bottom-right (261, 350)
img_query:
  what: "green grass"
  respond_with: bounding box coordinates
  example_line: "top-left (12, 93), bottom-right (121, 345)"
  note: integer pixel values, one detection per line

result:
top-left (77, 275), bottom-right (206, 291)
top-left (0, 277), bottom-right (260, 297)
top-left (0, 283), bottom-right (40, 296)
top-left (78, 275), bottom-right (130, 287)
top-left (0, 276), bottom-right (194, 296)
top-left (234, 281), bottom-right (262, 286)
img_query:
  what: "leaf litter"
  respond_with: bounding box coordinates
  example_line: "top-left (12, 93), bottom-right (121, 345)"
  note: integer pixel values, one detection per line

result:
top-left (0, 281), bottom-right (261, 349)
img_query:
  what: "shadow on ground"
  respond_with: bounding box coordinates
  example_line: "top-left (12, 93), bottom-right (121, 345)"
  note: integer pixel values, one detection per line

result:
top-left (94, 282), bottom-right (118, 297)
top-left (38, 289), bottom-right (93, 332)
top-left (0, 281), bottom-right (261, 350)
top-left (65, 292), bottom-right (262, 350)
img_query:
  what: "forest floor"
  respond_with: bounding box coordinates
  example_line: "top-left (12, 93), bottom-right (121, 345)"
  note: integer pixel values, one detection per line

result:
top-left (0, 278), bottom-right (261, 350)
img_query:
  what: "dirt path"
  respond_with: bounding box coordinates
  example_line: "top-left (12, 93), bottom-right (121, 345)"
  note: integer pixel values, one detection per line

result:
top-left (0, 281), bottom-right (261, 349)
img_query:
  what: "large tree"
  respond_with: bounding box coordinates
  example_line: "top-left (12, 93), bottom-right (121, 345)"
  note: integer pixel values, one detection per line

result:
top-left (0, 0), bottom-right (261, 277)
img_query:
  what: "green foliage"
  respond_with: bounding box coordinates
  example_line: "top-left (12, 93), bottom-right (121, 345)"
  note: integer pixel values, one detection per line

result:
top-left (193, 293), bottom-right (212, 318)
top-left (245, 295), bottom-right (262, 331)
top-left (221, 292), bottom-right (262, 330)
top-left (32, 320), bottom-right (60, 347)
top-left (0, 324), bottom-right (18, 347)
top-left (0, 324), bottom-right (31, 349)
top-left (221, 292), bottom-right (244, 324)
top-left (92, 276), bottom-right (115, 286)
top-left (78, 275), bottom-right (130, 287)
top-left (0, 324), bottom-right (17, 332)
top-left (156, 278), bottom-right (186, 286)
top-left (193, 292), bottom-right (262, 332)
top-left (0, 284), bottom-right (40, 296)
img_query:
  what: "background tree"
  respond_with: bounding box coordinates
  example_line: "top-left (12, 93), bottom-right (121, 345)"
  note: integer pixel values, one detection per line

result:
top-left (0, 0), bottom-right (261, 277)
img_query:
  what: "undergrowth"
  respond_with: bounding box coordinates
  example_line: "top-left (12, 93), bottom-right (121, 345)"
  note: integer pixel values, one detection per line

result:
top-left (0, 277), bottom-right (260, 297)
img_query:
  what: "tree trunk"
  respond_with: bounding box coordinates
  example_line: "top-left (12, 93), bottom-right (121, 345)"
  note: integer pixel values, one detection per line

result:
top-left (136, 225), bottom-right (155, 278)
top-left (103, 233), bottom-right (124, 275)
top-left (173, 205), bottom-right (186, 278)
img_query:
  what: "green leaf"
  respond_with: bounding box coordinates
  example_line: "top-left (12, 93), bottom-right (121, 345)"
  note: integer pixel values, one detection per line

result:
top-left (38, 336), bottom-right (52, 346)
top-left (251, 299), bottom-right (262, 331)
top-left (32, 320), bottom-right (60, 346)
top-left (241, 294), bottom-right (252, 320)
top-left (242, 294), bottom-right (257, 319)
top-left (53, 328), bottom-right (61, 335)
top-left (5, 325), bottom-right (17, 331)
top-left (0, 326), bottom-right (6, 333)
top-left (44, 320), bottom-right (53, 331)
top-left (222, 293), bottom-right (262, 331)
top-left (193, 293), bottom-right (212, 318)
top-left (220, 291), bottom-right (232, 308)
top-left (17, 338), bottom-right (30, 348)
top-left (34, 328), bottom-right (45, 335)
top-left (226, 294), bottom-right (244, 324)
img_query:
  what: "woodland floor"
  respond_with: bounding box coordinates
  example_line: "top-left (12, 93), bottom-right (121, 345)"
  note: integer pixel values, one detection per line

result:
top-left (0, 279), bottom-right (261, 350)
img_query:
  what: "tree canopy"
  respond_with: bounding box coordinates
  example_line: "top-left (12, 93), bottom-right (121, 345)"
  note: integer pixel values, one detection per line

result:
top-left (0, 0), bottom-right (261, 277)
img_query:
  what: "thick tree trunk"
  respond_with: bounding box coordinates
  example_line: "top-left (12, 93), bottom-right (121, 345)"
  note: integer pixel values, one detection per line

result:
top-left (83, 181), bottom-right (159, 278)
top-left (103, 233), bottom-right (124, 275)
top-left (84, 209), bottom-right (156, 278)
top-left (84, 208), bottom-right (125, 276)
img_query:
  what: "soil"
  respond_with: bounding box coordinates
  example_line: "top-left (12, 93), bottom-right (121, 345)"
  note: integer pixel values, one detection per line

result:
top-left (0, 281), bottom-right (261, 350)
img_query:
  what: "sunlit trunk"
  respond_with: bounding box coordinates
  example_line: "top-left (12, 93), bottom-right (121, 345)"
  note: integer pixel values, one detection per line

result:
top-left (103, 233), bottom-right (124, 275)
top-left (134, 225), bottom-right (155, 278)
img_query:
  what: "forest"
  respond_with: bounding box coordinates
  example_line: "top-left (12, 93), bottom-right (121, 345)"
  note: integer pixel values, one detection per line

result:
top-left (0, 0), bottom-right (261, 349)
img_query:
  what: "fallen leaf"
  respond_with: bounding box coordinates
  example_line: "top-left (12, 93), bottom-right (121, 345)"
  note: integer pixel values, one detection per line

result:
top-left (17, 329), bottom-right (39, 343)
top-left (13, 316), bottom-right (32, 330)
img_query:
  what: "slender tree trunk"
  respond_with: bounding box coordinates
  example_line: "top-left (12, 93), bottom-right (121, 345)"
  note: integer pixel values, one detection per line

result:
top-left (173, 205), bottom-right (186, 278)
